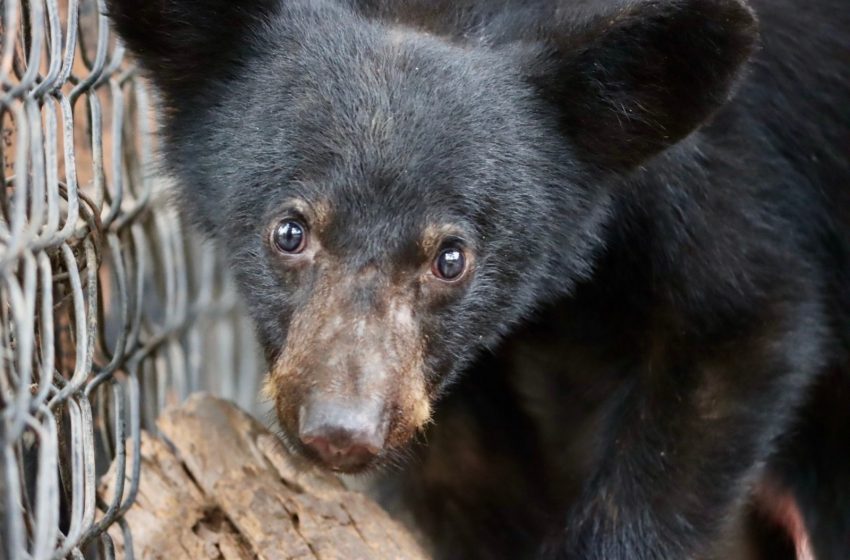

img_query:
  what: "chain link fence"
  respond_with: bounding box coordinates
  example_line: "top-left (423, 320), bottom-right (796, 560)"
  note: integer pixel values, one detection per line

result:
top-left (0, 1), bottom-right (265, 558)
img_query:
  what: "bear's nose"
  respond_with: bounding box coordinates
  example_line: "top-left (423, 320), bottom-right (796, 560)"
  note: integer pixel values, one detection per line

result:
top-left (298, 399), bottom-right (386, 471)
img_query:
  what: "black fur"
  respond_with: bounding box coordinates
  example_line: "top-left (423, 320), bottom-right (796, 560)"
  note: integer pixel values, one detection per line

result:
top-left (106, 0), bottom-right (850, 558)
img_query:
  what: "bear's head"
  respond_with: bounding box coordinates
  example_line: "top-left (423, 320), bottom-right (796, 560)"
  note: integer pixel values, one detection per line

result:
top-left (107, 0), bottom-right (757, 472)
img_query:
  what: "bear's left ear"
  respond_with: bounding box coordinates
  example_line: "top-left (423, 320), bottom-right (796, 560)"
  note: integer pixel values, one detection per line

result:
top-left (106, 0), bottom-right (281, 102)
top-left (520, 0), bottom-right (758, 170)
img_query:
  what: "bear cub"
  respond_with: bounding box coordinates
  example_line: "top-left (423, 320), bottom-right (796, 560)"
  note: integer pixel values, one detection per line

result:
top-left (107, 0), bottom-right (850, 558)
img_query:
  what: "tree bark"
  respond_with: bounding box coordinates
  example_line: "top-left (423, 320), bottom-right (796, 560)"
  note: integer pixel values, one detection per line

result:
top-left (99, 393), bottom-right (428, 560)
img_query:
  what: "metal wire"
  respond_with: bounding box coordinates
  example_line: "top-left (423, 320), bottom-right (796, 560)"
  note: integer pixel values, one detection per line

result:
top-left (0, 1), bottom-right (264, 558)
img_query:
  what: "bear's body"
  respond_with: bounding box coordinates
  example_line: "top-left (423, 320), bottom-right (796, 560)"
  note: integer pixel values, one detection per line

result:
top-left (107, 0), bottom-right (850, 558)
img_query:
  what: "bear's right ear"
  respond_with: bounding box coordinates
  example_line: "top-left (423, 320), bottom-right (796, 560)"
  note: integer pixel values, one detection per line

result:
top-left (106, 0), bottom-right (280, 100)
top-left (518, 0), bottom-right (758, 171)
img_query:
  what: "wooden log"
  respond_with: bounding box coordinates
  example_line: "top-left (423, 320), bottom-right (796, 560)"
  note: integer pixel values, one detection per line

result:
top-left (99, 393), bottom-right (428, 560)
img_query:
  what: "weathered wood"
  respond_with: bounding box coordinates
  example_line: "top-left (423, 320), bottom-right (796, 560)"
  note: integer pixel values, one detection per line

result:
top-left (99, 393), bottom-right (428, 560)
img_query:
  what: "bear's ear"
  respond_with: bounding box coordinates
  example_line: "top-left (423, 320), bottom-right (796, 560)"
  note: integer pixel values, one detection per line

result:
top-left (105, 0), bottom-right (280, 99)
top-left (520, 0), bottom-right (758, 170)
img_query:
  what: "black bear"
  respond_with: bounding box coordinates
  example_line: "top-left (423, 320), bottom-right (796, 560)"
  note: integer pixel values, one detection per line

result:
top-left (106, 0), bottom-right (850, 558)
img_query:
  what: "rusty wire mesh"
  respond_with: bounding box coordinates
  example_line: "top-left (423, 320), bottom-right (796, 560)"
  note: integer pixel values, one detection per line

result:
top-left (0, 1), bottom-right (264, 558)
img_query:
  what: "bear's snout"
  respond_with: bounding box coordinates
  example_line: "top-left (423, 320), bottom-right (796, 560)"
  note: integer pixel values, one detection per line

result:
top-left (264, 271), bottom-right (433, 471)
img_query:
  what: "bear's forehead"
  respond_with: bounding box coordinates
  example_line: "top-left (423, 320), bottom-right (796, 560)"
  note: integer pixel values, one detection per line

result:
top-left (262, 16), bottom-right (515, 127)
top-left (245, 40), bottom-right (513, 205)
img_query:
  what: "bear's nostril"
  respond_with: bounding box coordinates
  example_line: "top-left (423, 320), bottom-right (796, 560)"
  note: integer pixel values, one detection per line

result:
top-left (300, 434), bottom-right (332, 459)
top-left (299, 431), bottom-right (382, 470)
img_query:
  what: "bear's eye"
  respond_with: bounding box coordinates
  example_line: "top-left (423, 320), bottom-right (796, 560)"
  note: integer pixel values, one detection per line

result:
top-left (272, 220), bottom-right (307, 254)
top-left (433, 247), bottom-right (466, 281)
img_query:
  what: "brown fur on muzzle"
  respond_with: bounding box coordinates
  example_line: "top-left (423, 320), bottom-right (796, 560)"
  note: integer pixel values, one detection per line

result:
top-left (264, 267), bottom-right (432, 454)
